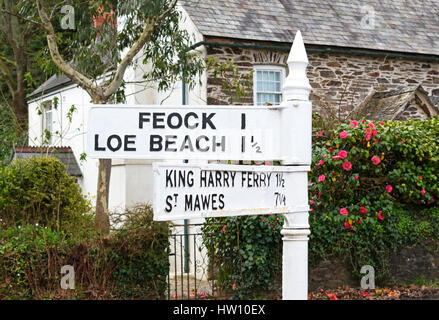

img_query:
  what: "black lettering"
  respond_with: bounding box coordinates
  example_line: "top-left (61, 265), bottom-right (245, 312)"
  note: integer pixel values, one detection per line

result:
top-left (166, 169), bottom-right (174, 187)
top-left (184, 112), bottom-right (199, 129)
top-left (180, 135), bottom-right (194, 152)
top-left (200, 171), bottom-right (207, 187)
top-left (211, 194), bottom-right (218, 210)
top-left (184, 194), bottom-right (193, 211)
top-left (167, 112), bottom-right (183, 129)
top-left (201, 194), bottom-right (210, 210)
top-left (94, 134), bottom-right (105, 151)
top-left (187, 170), bottom-right (194, 187)
top-left (107, 135), bottom-right (122, 152)
top-left (153, 112), bottom-right (165, 129)
top-left (215, 171), bottom-right (222, 187)
top-left (165, 135), bottom-right (177, 152)
top-left (124, 135), bottom-right (136, 151)
top-left (212, 136), bottom-right (226, 152)
top-left (139, 112), bottom-right (150, 129)
top-left (219, 194), bottom-right (225, 209)
top-left (165, 195), bottom-right (173, 212)
top-left (202, 113), bottom-right (216, 129)
top-left (150, 135), bottom-right (163, 151)
top-left (196, 135), bottom-right (209, 152)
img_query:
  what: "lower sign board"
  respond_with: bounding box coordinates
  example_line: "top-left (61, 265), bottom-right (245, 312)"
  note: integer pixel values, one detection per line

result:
top-left (152, 163), bottom-right (310, 221)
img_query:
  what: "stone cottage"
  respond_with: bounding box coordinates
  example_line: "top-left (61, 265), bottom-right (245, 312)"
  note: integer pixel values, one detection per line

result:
top-left (180, 0), bottom-right (439, 118)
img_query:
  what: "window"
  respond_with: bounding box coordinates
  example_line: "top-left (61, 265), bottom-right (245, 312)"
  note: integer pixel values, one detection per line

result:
top-left (42, 100), bottom-right (53, 145)
top-left (253, 66), bottom-right (285, 106)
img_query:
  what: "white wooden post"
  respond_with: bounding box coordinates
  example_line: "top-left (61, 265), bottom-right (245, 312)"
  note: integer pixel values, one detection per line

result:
top-left (280, 30), bottom-right (312, 300)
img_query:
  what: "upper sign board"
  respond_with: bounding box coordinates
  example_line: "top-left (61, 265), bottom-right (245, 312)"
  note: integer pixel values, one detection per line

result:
top-left (86, 105), bottom-right (283, 161)
top-left (152, 163), bottom-right (310, 221)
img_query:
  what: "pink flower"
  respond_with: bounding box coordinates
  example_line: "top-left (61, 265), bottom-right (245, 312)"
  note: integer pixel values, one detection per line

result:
top-left (354, 176), bottom-right (359, 180)
top-left (361, 292), bottom-right (369, 297)
top-left (329, 147), bottom-right (334, 153)
top-left (327, 293), bottom-right (338, 300)
top-left (318, 160), bottom-right (324, 166)
top-left (318, 191), bottom-right (322, 198)
top-left (402, 140), bottom-right (405, 144)
top-left (332, 171), bottom-right (336, 175)
top-left (222, 225), bottom-right (227, 233)
top-left (317, 130), bottom-right (323, 136)
top-left (349, 120), bottom-right (358, 128)
top-left (342, 161), bottom-right (352, 171)
top-left (421, 189), bottom-right (426, 196)
top-left (386, 185), bottom-right (393, 193)
top-left (310, 200), bottom-right (314, 205)
top-left (332, 155), bottom-right (342, 160)
top-left (310, 208), bottom-right (314, 212)
top-left (339, 131), bottom-right (348, 139)
top-left (359, 207), bottom-right (368, 214)
top-left (344, 221), bottom-right (353, 230)
top-left (371, 156), bottom-right (381, 165)
top-left (368, 122), bottom-right (375, 129)
top-left (380, 121), bottom-right (385, 125)
top-left (365, 130), bottom-right (372, 141)
top-left (372, 129), bottom-right (377, 136)
top-left (318, 175), bottom-right (326, 182)
top-left (340, 208), bottom-right (349, 216)
top-left (378, 211), bottom-right (385, 220)
top-left (338, 150), bottom-right (348, 159)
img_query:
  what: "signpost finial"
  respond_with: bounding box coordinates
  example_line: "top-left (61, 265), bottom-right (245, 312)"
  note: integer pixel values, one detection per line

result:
top-left (283, 30), bottom-right (312, 101)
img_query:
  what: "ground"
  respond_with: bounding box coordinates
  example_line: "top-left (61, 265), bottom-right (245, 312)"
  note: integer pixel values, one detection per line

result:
top-left (309, 285), bottom-right (439, 300)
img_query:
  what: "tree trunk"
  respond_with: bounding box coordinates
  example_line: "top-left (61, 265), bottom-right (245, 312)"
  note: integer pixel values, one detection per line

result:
top-left (95, 158), bottom-right (112, 235)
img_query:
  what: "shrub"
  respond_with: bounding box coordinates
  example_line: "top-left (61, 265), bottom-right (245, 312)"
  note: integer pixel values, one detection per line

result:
top-left (0, 203), bottom-right (170, 300)
top-left (0, 224), bottom-right (73, 299)
top-left (204, 117), bottom-right (439, 294)
top-left (110, 203), bottom-right (170, 299)
top-left (202, 214), bottom-right (283, 299)
top-left (309, 117), bottom-right (439, 282)
top-left (0, 157), bottom-right (93, 236)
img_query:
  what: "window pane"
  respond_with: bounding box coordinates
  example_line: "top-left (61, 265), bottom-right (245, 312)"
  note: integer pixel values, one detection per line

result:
top-left (269, 72), bottom-right (274, 81)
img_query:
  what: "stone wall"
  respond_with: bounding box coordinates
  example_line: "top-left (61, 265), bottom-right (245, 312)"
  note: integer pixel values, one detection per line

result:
top-left (205, 44), bottom-right (439, 118)
top-left (309, 244), bottom-right (439, 290)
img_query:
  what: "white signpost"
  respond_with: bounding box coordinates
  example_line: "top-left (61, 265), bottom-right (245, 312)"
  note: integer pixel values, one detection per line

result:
top-left (152, 163), bottom-right (309, 221)
top-left (87, 31), bottom-right (312, 300)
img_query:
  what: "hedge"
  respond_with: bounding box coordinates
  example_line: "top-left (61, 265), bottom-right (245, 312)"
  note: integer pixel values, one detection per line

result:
top-left (203, 116), bottom-right (439, 298)
top-left (0, 157), bottom-right (169, 299)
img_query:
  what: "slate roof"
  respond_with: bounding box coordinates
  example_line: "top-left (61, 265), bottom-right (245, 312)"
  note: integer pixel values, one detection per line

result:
top-left (352, 85), bottom-right (439, 120)
top-left (27, 74), bottom-right (72, 100)
top-left (180, 0), bottom-right (439, 56)
top-left (13, 146), bottom-right (82, 177)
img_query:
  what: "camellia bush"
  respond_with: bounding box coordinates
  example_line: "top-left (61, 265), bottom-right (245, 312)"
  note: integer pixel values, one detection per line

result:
top-left (204, 116), bottom-right (439, 297)
top-left (309, 115), bottom-right (439, 282)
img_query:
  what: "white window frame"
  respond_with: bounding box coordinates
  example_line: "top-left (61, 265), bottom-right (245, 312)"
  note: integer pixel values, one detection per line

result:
top-left (41, 100), bottom-right (53, 145)
top-left (253, 65), bottom-right (286, 106)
